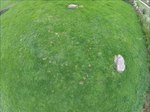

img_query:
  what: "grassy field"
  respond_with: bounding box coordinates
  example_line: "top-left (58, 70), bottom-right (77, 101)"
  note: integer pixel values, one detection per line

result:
top-left (0, 0), bottom-right (18, 10)
top-left (0, 0), bottom-right (149, 112)
top-left (139, 6), bottom-right (150, 112)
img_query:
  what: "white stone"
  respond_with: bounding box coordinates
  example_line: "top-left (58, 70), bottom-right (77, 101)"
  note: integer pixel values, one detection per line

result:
top-left (68, 4), bottom-right (78, 9)
top-left (114, 54), bottom-right (126, 73)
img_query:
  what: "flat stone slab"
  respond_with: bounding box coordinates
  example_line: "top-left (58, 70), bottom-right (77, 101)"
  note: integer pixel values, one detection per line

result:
top-left (68, 4), bottom-right (78, 9)
top-left (114, 54), bottom-right (126, 73)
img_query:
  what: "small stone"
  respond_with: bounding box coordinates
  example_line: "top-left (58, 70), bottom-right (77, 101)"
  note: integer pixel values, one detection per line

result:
top-left (68, 4), bottom-right (78, 9)
top-left (114, 54), bottom-right (125, 73)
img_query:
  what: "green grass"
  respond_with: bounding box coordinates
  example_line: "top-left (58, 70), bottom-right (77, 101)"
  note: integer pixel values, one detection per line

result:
top-left (0, 0), bottom-right (18, 10)
top-left (0, 0), bottom-right (149, 112)
top-left (139, 9), bottom-right (150, 112)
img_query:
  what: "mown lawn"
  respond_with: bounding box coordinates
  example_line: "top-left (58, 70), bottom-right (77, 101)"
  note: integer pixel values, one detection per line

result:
top-left (0, 0), bottom-right (149, 112)
top-left (0, 0), bottom-right (18, 10)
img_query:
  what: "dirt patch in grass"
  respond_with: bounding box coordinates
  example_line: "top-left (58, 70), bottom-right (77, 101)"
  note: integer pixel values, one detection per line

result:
top-left (143, 94), bottom-right (150, 112)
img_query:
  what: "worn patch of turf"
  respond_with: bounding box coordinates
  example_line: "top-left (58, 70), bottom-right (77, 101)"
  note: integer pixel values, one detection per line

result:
top-left (0, 1), bottom-right (149, 112)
